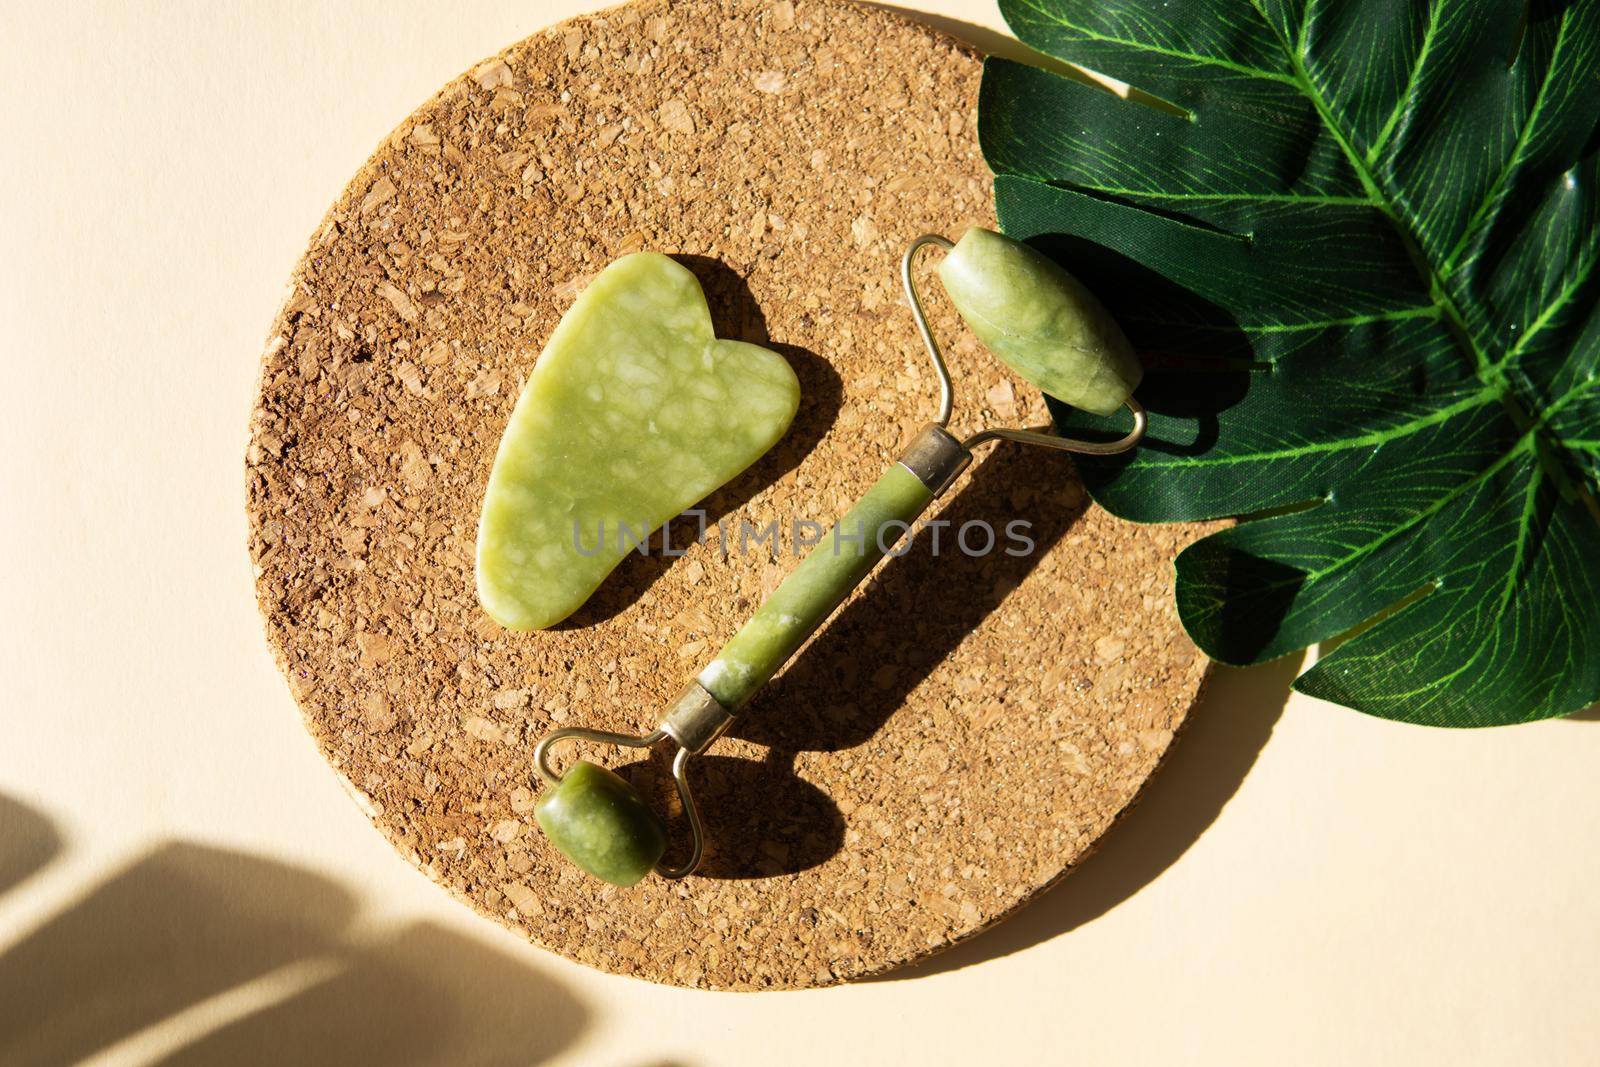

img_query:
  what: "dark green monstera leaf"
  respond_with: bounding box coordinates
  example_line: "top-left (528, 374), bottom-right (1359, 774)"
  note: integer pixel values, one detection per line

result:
top-left (981, 0), bottom-right (1600, 725)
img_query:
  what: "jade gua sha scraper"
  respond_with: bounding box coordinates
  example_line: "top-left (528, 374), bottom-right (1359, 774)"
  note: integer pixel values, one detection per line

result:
top-left (477, 252), bottom-right (800, 630)
top-left (516, 228), bottom-right (1147, 887)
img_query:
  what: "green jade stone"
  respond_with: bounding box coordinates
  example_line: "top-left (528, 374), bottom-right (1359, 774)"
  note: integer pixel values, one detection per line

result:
top-left (938, 227), bottom-right (1142, 416)
top-left (477, 252), bottom-right (800, 630)
top-left (534, 760), bottom-right (667, 887)
top-left (699, 463), bottom-right (935, 709)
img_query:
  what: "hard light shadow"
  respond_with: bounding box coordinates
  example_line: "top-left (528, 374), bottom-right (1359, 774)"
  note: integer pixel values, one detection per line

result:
top-left (0, 842), bottom-right (359, 1066)
top-left (1565, 701), bottom-right (1600, 721)
top-left (1034, 230), bottom-right (1256, 482)
top-left (605, 445), bottom-right (1083, 878)
top-left (0, 793), bottom-right (61, 897)
top-left (616, 749), bottom-right (846, 880)
top-left (1177, 542), bottom-right (1308, 664)
top-left (737, 443), bottom-right (1088, 753)
top-left (875, 655), bottom-right (1304, 979)
top-left (607, 445), bottom-right (1085, 878)
top-left (865, 3), bottom-right (1106, 86)
top-left (155, 921), bottom-right (585, 1067)
top-left (0, 839), bottom-right (586, 1067)
top-left (866, 2), bottom-right (1189, 116)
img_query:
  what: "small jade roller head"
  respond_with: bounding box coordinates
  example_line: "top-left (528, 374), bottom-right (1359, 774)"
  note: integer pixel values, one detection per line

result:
top-left (531, 686), bottom-right (724, 886)
top-left (534, 760), bottom-right (666, 887)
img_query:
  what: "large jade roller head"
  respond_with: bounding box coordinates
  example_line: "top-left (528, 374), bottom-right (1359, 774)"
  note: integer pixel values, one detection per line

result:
top-left (935, 227), bottom-right (1142, 417)
top-left (527, 229), bottom-right (1146, 887)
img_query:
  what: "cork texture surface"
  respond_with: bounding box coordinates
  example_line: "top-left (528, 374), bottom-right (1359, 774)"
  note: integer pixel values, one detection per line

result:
top-left (247, 0), bottom-right (1214, 989)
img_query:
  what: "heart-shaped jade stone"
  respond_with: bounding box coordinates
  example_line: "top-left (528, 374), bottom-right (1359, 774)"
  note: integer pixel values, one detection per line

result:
top-left (477, 253), bottom-right (799, 630)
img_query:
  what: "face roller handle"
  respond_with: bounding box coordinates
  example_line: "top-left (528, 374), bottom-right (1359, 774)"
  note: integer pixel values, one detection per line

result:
top-left (530, 430), bottom-right (962, 887)
top-left (695, 424), bottom-right (968, 711)
top-left (534, 228), bottom-right (1148, 885)
top-left (692, 227), bottom-right (1149, 715)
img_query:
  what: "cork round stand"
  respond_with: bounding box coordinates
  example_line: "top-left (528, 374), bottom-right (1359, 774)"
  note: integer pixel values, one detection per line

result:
top-left (248, 0), bottom-right (1213, 989)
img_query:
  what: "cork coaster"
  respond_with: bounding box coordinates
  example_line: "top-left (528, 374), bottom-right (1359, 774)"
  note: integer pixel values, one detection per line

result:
top-left (247, 0), bottom-right (1214, 989)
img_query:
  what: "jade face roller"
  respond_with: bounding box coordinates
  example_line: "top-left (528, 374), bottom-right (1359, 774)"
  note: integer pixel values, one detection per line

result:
top-left (532, 227), bottom-right (1148, 886)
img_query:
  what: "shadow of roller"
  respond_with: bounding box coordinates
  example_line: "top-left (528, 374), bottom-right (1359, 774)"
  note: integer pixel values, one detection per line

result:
top-left (615, 748), bottom-right (847, 879)
top-left (594, 445), bottom-right (1084, 880)
top-left (737, 444), bottom-right (1087, 755)
top-left (0, 839), bottom-right (587, 1067)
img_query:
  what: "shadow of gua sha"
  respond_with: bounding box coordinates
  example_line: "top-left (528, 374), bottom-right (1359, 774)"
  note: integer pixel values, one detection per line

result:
top-left (556, 256), bottom-right (842, 629)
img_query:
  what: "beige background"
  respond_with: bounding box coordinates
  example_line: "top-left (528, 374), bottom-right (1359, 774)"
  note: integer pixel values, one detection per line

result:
top-left (2, 2), bottom-right (1597, 1064)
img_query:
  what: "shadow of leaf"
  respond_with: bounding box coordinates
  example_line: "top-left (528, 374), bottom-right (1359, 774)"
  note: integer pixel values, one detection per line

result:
top-left (0, 793), bottom-right (62, 898)
top-left (876, 656), bottom-right (1302, 978)
top-left (0, 840), bottom-right (587, 1066)
top-left (154, 922), bottom-right (586, 1067)
top-left (0, 842), bottom-right (358, 1065)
